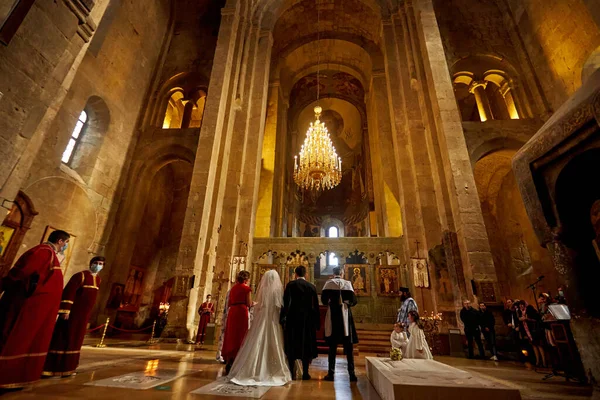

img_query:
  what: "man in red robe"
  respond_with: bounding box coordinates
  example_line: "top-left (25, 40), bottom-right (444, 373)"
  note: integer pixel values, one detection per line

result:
top-left (196, 294), bottom-right (214, 345)
top-left (42, 256), bottom-right (104, 377)
top-left (0, 230), bottom-right (69, 389)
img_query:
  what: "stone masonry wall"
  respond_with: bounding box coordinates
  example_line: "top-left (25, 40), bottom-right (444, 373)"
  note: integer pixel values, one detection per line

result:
top-left (11, 0), bottom-right (170, 282)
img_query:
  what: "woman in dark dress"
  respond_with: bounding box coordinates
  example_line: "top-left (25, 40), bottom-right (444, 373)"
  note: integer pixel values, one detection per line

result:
top-left (518, 300), bottom-right (547, 367)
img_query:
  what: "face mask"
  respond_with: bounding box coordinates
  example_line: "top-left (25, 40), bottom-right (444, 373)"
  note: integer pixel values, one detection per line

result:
top-left (61, 243), bottom-right (68, 253)
top-left (90, 263), bottom-right (103, 274)
top-left (558, 290), bottom-right (564, 296)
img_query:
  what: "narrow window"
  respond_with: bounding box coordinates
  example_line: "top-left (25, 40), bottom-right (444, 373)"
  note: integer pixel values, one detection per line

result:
top-left (62, 110), bottom-right (88, 164)
top-left (328, 252), bottom-right (339, 266)
top-left (328, 226), bottom-right (339, 238)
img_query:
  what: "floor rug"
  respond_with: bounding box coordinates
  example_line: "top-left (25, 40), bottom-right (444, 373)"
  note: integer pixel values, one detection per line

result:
top-left (190, 380), bottom-right (271, 398)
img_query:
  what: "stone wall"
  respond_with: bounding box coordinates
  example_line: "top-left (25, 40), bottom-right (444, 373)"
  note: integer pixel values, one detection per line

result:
top-left (507, 0), bottom-right (600, 111)
top-left (9, 0), bottom-right (171, 282)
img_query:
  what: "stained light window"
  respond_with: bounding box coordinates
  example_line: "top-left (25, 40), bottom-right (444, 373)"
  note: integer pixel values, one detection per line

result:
top-left (62, 110), bottom-right (88, 164)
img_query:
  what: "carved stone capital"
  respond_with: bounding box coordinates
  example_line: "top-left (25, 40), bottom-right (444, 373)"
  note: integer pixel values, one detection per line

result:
top-left (468, 80), bottom-right (488, 94)
top-left (63, 0), bottom-right (97, 42)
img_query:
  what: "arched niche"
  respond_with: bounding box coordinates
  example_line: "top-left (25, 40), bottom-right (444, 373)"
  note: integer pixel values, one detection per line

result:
top-left (151, 72), bottom-right (208, 129)
top-left (0, 191), bottom-right (38, 277)
top-left (68, 96), bottom-right (111, 183)
top-left (452, 56), bottom-right (532, 121)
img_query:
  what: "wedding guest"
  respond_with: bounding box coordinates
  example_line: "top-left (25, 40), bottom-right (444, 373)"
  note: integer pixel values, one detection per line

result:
top-left (222, 270), bottom-right (252, 374)
top-left (390, 323), bottom-right (408, 355)
top-left (518, 300), bottom-right (547, 368)
top-left (43, 257), bottom-right (104, 377)
top-left (196, 294), bottom-right (214, 345)
top-left (460, 299), bottom-right (485, 359)
top-left (0, 230), bottom-right (69, 389)
top-left (404, 311), bottom-right (433, 359)
top-left (502, 299), bottom-right (520, 345)
top-left (396, 287), bottom-right (418, 336)
top-left (478, 302), bottom-right (498, 361)
top-left (321, 267), bottom-right (358, 382)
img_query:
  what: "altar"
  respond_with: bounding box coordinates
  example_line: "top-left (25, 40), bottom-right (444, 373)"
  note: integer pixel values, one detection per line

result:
top-left (366, 357), bottom-right (521, 400)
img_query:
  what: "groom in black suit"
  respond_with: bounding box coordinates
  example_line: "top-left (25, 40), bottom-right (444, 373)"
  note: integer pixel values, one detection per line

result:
top-left (280, 266), bottom-right (320, 380)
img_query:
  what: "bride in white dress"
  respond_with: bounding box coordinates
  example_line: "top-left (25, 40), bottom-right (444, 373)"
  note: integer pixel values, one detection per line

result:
top-left (228, 270), bottom-right (292, 386)
top-left (404, 310), bottom-right (434, 360)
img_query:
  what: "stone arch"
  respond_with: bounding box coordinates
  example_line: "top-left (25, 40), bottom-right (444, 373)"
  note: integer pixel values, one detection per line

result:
top-left (320, 217), bottom-right (345, 237)
top-left (150, 72), bottom-right (208, 128)
top-left (582, 46), bottom-right (600, 85)
top-left (69, 96), bottom-right (111, 183)
top-left (470, 137), bottom-right (526, 164)
top-left (474, 150), bottom-right (556, 300)
top-left (452, 55), bottom-right (532, 121)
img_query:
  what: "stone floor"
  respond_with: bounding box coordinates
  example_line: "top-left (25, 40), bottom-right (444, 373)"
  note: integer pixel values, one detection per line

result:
top-left (0, 340), bottom-right (593, 399)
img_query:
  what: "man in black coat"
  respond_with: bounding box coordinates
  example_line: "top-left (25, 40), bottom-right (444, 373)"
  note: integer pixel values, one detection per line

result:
top-left (478, 302), bottom-right (498, 360)
top-left (280, 266), bottom-right (320, 380)
top-left (460, 299), bottom-right (485, 359)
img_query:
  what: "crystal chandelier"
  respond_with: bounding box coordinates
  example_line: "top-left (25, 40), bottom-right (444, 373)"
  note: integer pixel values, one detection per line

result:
top-left (292, 3), bottom-right (341, 192)
top-left (293, 106), bottom-right (342, 191)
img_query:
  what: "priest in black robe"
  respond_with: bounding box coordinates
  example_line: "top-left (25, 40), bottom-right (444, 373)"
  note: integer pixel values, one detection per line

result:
top-left (321, 266), bottom-right (358, 382)
top-left (280, 265), bottom-right (320, 380)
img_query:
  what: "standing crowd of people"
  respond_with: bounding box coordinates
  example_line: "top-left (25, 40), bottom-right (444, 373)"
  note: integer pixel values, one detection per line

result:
top-left (502, 292), bottom-right (564, 368)
top-left (0, 231), bottom-right (104, 390)
top-left (457, 290), bottom-right (565, 367)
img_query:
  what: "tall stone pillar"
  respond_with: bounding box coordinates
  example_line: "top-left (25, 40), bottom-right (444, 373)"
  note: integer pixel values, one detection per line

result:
top-left (468, 81), bottom-right (494, 122)
top-left (414, 0), bottom-right (497, 302)
top-left (166, 3), bottom-right (245, 339)
top-left (367, 73), bottom-right (403, 238)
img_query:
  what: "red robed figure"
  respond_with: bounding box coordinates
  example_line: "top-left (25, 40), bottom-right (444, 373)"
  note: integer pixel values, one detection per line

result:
top-left (43, 270), bottom-right (101, 376)
top-left (221, 282), bottom-right (252, 363)
top-left (0, 243), bottom-right (63, 388)
top-left (196, 298), bottom-right (214, 344)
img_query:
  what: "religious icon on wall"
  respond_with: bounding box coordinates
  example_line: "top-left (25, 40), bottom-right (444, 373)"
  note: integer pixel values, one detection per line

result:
top-left (122, 266), bottom-right (145, 310)
top-left (285, 265), bottom-right (311, 285)
top-left (344, 264), bottom-right (370, 296)
top-left (0, 225), bottom-right (15, 257)
top-left (255, 264), bottom-right (279, 286)
top-left (41, 226), bottom-right (75, 275)
top-left (375, 266), bottom-right (400, 296)
top-left (411, 258), bottom-right (430, 288)
top-left (106, 283), bottom-right (125, 309)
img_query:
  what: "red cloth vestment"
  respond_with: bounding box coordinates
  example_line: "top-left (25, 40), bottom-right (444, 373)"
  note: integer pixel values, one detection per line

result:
top-left (0, 244), bottom-right (63, 388)
top-left (196, 301), bottom-right (214, 343)
top-left (43, 270), bottom-right (101, 376)
top-left (221, 283), bottom-right (252, 362)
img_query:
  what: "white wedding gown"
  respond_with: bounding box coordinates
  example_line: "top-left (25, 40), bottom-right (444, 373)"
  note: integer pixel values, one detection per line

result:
top-left (228, 270), bottom-right (292, 386)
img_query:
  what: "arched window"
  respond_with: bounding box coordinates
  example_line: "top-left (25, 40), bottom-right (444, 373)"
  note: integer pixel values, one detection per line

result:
top-left (328, 226), bottom-right (339, 238)
top-left (62, 110), bottom-right (88, 164)
top-left (328, 252), bottom-right (339, 266)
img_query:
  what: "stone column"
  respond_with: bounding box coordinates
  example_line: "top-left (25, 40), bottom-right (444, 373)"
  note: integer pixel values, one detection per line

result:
top-left (166, 3), bottom-right (244, 339)
top-left (254, 83), bottom-right (281, 237)
top-left (367, 73), bottom-right (403, 238)
top-left (414, 0), bottom-right (497, 301)
top-left (468, 80), bottom-right (494, 122)
top-left (499, 80), bottom-right (525, 120)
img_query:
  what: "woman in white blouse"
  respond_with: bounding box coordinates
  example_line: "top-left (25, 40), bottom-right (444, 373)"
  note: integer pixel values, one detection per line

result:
top-left (405, 310), bottom-right (433, 359)
top-left (390, 323), bottom-right (408, 354)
